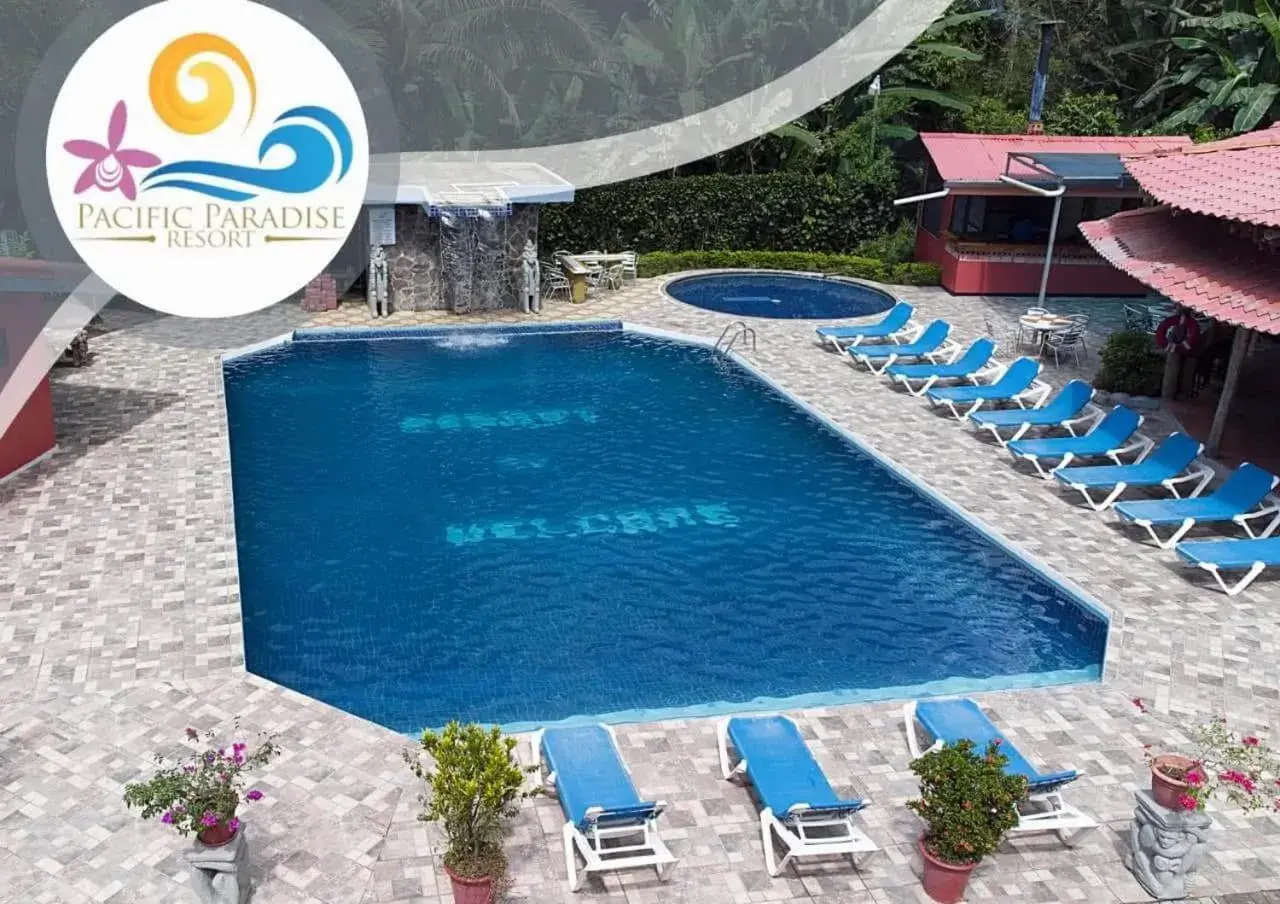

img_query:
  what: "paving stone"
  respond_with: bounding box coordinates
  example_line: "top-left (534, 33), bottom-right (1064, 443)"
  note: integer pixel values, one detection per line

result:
top-left (1, 279), bottom-right (1278, 903)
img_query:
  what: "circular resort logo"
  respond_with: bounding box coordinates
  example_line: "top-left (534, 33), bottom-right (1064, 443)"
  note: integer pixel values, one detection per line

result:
top-left (45, 0), bottom-right (369, 318)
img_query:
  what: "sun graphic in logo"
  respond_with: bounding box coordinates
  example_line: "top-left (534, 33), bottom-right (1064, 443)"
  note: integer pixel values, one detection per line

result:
top-left (148, 32), bottom-right (257, 135)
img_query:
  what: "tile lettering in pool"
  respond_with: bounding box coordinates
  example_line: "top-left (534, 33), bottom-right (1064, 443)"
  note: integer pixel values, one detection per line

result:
top-left (224, 329), bottom-right (1107, 731)
top-left (401, 408), bottom-right (600, 433)
top-left (446, 503), bottom-right (739, 546)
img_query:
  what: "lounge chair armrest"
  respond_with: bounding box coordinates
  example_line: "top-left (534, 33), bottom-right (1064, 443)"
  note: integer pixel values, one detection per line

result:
top-left (1062, 405), bottom-right (1106, 432)
top-left (925, 339), bottom-right (960, 363)
top-left (1164, 464), bottom-right (1215, 496)
top-left (1235, 503), bottom-right (1280, 539)
top-left (1013, 380), bottom-right (1052, 409)
top-left (898, 322), bottom-right (924, 342)
top-left (972, 361), bottom-right (1005, 382)
top-left (1027, 769), bottom-right (1080, 792)
top-left (1113, 433), bottom-right (1156, 463)
top-left (786, 800), bottom-right (868, 819)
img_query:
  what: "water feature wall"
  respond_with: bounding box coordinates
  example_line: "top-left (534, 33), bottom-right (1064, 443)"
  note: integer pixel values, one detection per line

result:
top-left (438, 207), bottom-right (508, 314)
top-left (383, 203), bottom-right (539, 313)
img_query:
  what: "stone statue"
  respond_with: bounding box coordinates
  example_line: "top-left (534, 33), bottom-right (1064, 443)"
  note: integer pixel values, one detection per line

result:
top-left (368, 244), bottom-right (390, 318)
top-left (186, 830), bottom-right (251, 904)
top-left (1127, 790), bottom-right (1211, 900)
top-left (520, 239), bottom-right (541, 314)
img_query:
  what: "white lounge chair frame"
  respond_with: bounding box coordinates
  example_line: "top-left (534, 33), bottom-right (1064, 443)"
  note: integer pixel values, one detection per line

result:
top-left (889, 345), bottom-right (1005, 398)
top-left (975, 402), bottom-right (1105, 448)
top-left (1187, 554), bottom-right (1275, 596)
top-left (928, 365), bottom-right (1053, 421)
top-left (851, 337), bottom-right (958, 376)
top-left (1013, 427), bottom-right (1155, 480)
top-left (716, 717), bottom-right (878, 877)
top-left (902, 702), bottom-right (1097, 846)
top-left (1129, 493), bottom-right (1280, 550)
top-left (1061, 460), bottom-right (1216, 511)
top-left (820, 318), bottom-right (922, 353)
top-left (533, 727), bottom-right (677, 892)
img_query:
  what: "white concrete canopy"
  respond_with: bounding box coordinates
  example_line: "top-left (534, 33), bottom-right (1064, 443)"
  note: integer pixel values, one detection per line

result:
top-left (365, 156), bottom-right (575, 207)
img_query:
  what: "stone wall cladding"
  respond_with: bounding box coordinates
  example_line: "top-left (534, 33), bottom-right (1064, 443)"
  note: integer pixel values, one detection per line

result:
top-left (384, 203), bottom-right (541, 313)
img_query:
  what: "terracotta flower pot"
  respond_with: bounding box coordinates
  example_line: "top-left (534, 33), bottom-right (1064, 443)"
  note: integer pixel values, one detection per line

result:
top-left (196, 818), bottom-right (238, 847)
top-left (1150, 754), bottom-right (1197, 810)
top-left (919, 837), bottom-right (978, 904)
top-left (444, 864), bottom-right (493, 904)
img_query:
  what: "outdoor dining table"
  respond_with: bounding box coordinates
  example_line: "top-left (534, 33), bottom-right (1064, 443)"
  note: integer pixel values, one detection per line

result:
top-left (557, 255), bottom-right (593, 303)
top-left (1018, 313), bottom-right (1074, 358)
top-left (572, 252), bottom-right (630, 266)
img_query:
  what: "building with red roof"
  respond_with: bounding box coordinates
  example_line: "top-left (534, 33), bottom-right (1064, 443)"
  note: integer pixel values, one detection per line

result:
top-left (1078, 124), bottom-right (1280, 459)
top-left (906, 132), bottom-right (1192, 297)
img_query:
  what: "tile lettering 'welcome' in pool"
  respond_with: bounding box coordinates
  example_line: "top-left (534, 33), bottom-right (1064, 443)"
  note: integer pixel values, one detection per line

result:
top-left (402, 408), bottom-right (598, 433)
top-left (446, 504), bottom-right (739, 546)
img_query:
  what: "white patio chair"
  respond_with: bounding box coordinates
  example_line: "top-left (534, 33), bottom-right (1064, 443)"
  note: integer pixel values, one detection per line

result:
top-left (542, 263), bottom-right (571, 302)
top-left (621, 251), bottom-right (638, 283)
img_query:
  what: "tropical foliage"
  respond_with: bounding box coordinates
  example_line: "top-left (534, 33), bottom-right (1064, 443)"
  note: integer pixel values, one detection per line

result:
top-left (2, 0), bottom-right (1277, 241)
top-left (636, 250), bottom-right (941, 285)
top-left (540, 171), bottom-right (897, 254)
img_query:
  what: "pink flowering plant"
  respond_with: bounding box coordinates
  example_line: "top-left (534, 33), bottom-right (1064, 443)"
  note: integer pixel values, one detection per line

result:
top-left (123, 725), bottom-right (280, 837)
top-left (1133, 698), bottom-right (1279, 813)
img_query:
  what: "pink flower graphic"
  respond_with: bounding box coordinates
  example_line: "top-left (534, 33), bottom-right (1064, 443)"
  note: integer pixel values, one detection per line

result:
top-left (63, 101), bottom-right (160, 201)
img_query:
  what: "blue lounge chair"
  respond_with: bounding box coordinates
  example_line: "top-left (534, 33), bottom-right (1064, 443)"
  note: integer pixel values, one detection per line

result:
top-left (1177, 537), bottom-right (1280, 596)
top-left (923, 356), bottom-right (1050, 420)
top-left (847, 319), bottom-right (954, 375)
top-left (968, 379), bottom-right (1099, 447)
top-left (1115, 463), bottom-right (1280, 549)
top-left (717, 715), bottom-right (878, 876)
top-left (816, 302), bottom-right (918, 351)
top-left (1007, 405), bottom-right (1151, 479)
top-left (1052, 431), bottom-right (1213, 511)
top-left (886, 338), bottom-right (1000, 397)
top-left (537, 724), bottom-right (677, 891)
top-left (904, 698), bottom-right (1096, 844)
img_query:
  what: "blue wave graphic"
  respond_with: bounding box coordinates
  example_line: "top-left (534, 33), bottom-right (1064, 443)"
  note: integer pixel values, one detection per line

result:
top-left (141, 107), bottom-right (353, 201)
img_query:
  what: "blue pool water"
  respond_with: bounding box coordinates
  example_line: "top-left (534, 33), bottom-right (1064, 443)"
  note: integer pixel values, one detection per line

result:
top-left (666, 271), bottom-right (896, 319)
top-left (223, 324), bottom-right (1107, 733)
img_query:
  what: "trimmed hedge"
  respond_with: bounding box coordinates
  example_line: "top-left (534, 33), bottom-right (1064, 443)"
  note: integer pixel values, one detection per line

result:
top-left (540, 173), bottom-right (896, 254)
top-left (636, 251), bottom-right (942, 287)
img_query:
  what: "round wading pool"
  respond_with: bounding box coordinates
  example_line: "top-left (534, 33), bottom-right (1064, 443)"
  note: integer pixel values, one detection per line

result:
top-left (665, 271), bottom-right (897, 320)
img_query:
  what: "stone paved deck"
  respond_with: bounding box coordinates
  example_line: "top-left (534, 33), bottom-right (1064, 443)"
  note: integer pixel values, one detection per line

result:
top-left (1, 276), bottom-right (1278, 904)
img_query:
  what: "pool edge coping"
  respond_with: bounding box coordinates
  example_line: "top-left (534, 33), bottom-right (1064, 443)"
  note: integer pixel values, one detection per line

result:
top-left (223, 317), bottom-right (1114, 733)
top-left (658, 268), bottom-right (901, 322)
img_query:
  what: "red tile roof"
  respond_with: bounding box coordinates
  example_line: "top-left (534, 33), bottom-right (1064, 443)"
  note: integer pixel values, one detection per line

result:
top-left (1122, 124), bottom-right (1280, 227)
top-left (1078, 207), bottom-right (1280, 335)
top-left (919, 133), bottom-right (1192, 185)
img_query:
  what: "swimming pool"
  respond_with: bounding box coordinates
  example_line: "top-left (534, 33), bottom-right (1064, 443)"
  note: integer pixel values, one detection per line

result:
top-left (223, 322), bottom-right (1107, 733)
top-left (665, 271), bottom-right (896, 319)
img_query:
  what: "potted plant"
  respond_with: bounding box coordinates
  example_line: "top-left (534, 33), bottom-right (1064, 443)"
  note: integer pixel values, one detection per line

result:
top-left (907, 738), bottom-right (1028, 904)
top-left (404, 721), bottom-right (536, 904)
top-left (123, 726), bottom-right (280, 846)
top-left (1133, 698), bottom-right (1279, 813)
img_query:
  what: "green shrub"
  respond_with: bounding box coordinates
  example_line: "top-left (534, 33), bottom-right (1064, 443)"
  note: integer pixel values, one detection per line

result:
top-left (853, 221), bottom-right (916, 266)
top-left (540, 172), bottom-right (896, 254)
top-left (635, 250), bottom-right (941, 286)
top-left (1095, 330), bottom-right (1165, 396)
top-left (404, 722), bottom-right (535, 881)
top-left (889, 262), bottom-right (943, 286)
top-left (908, 739), bottom-right (1027, 865)
top-left (1045, 91), bottom-right (1122, 137)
